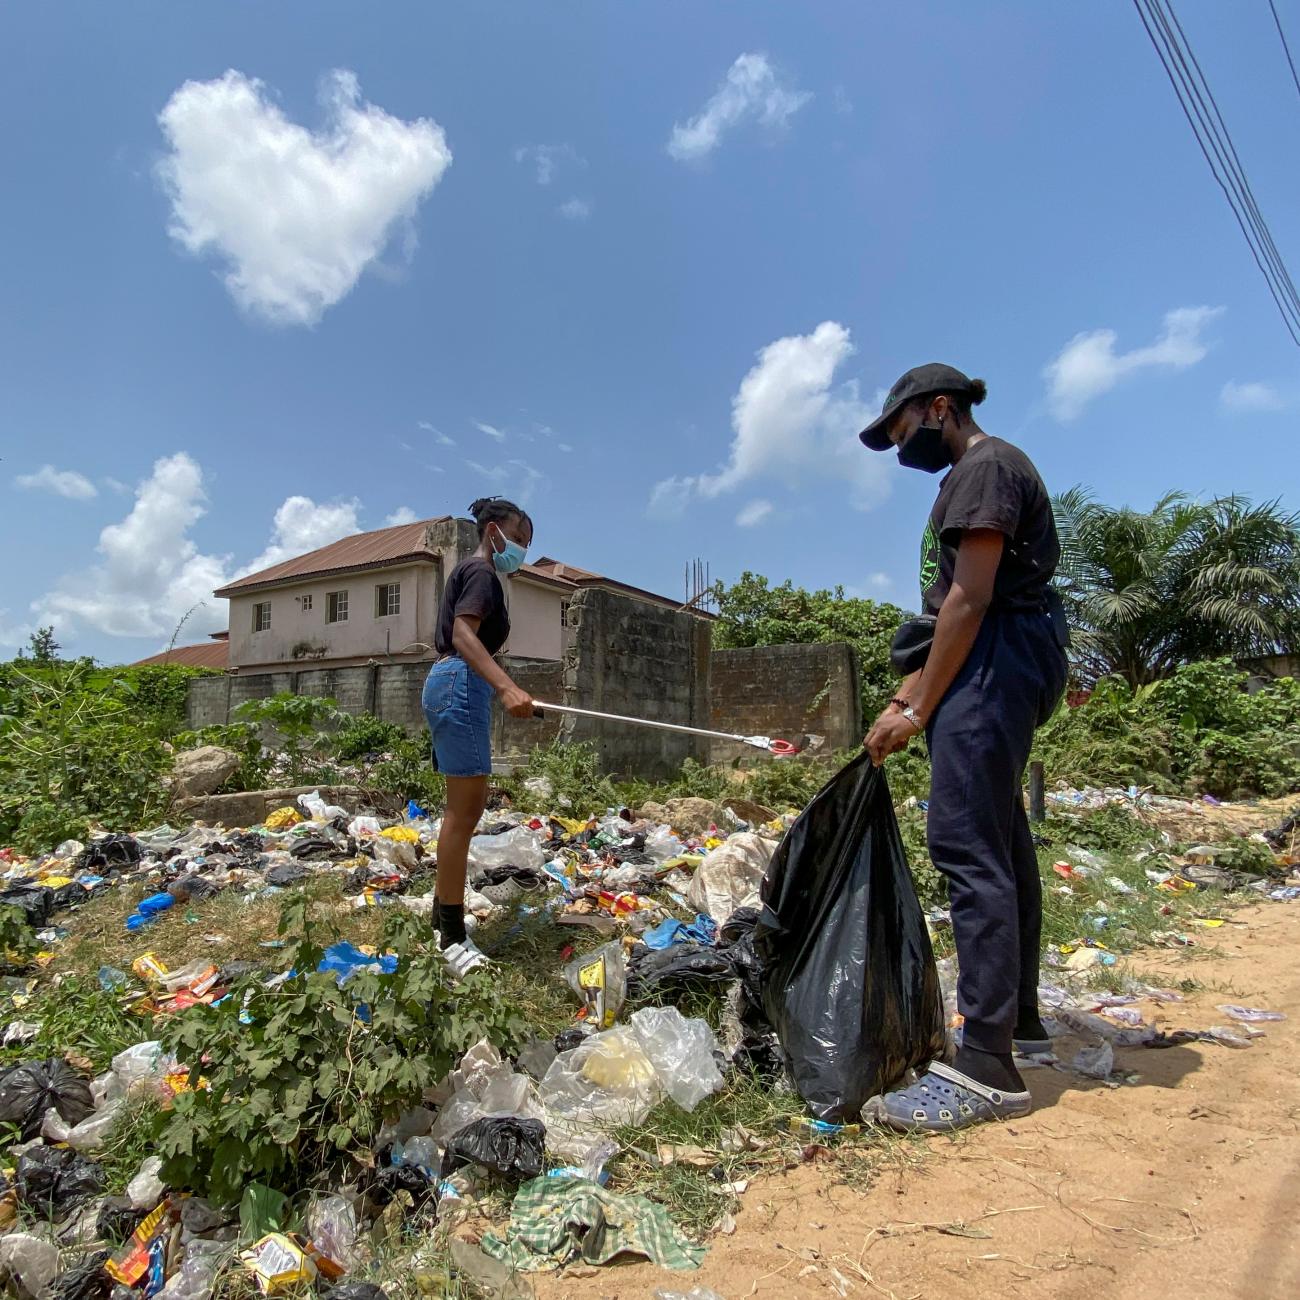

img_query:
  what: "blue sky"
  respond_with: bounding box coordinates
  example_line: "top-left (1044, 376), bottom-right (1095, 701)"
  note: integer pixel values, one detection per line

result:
top-left (3, 1), bottom-right (1298, 663)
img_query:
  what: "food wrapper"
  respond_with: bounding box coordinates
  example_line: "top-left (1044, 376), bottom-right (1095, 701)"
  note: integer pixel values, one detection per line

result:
top-left (132, 952), bottom-right (170, 983)
top-left (240, 1232), bottom-right (345, 1295)
top-left (106, 1199), bottom-right (172, 1286)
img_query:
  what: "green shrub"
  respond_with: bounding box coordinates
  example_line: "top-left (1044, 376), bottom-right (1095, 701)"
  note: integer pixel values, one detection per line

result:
top-left (334, 714), bottom-right (408, 761)
top-left (0, 660), bottom-right (172, 850)
top-left (367, 734), bottom-right (446, 809)
top-left (153, 896), bottom-right (526, 1204)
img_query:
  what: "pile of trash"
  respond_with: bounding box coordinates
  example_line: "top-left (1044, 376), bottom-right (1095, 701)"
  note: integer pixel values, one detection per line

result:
top-left (0, 770), bottom-right (1296, 1299)
top-left (0, 788), bottom-right (824, 1296)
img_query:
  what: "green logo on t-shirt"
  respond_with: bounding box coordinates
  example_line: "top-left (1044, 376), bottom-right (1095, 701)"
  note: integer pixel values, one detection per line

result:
top-left (919, 520), bottom-right (940, 601)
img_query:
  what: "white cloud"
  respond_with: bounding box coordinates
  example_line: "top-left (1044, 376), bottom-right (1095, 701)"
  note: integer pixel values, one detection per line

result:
top-left (832, 85), bottom-right (854, 116)
top-left (236, 494), bottom-right (361, 578)
top-left (1220, 380), bottom-right (1286, 413)
top-left (735, 499), bottom-right (773, 527)
top-left (31, 456), bottom-right (368, 647)
top-left (0, 610), bottom-right (33, 652)
top-left (1043, 306), bottom-right (1223, 420)
top-left (474, 421), bottom-right (507, 442)
top-left (464, 458), bottom-right (545, 505)
top-left (557, 442), bottom-right (573, 453)
top-left (418, 420), bottom-right (455, 447)
top-left (557, 197), bottom-right (592, 221)
top-left (15, 465), bottom-right (98, 500)
top-left (104, 477), bottom-right (131, 495)
top-left (385, 506), bottom-right (419, 526)
top-left (650, 321), bottom-right (888, 517)
top-left (514, 143), bottom-right (583, 186)
top-left (667, 53), bottom-right (811, 162)
top-left (157, 69), bottom-right (452, 326)
top-left (35, 453), bottom-right (230, 640)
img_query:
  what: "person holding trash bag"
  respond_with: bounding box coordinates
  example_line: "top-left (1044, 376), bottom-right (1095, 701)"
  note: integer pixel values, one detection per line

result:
top-left (858, 363), bottom-right (1068, 1131)
top-left (421, 497), bottom-right (537, 977)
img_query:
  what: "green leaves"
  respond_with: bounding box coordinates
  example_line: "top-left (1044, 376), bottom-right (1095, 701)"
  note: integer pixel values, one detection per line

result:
top-left (152, 896), bottom-right (526, 1204)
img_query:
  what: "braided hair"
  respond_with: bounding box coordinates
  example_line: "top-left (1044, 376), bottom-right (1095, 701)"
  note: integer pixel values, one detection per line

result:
top-left (468, 496), bottom-right (532, 540)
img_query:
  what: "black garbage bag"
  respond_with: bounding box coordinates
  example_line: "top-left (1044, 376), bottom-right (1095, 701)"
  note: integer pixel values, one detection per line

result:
top-left (753, 752), bottom-right (945, 1121)
top-left (167, 875), bottom-right (222, 903)
top-left (626, 943), bottom-right (734, 999)
top-left (0, 1058), bottom-right (95, 1139)
top-left (0, 888), bottom-right (54, 928)
top-left (96, 1197), bottom-right (146, 1243)
top-left (15, 1146), bottom-right (105, 1216)
top-left (442, 1117), bottom-right (545, 1181)
top-left (267, 862), bottom-right (312, 885)
top-left (288, 838), bottom-right (336, 863)
top-left (76, 835), bottom-right (142, 872)
top-left (719, 906), bottom-right (760, 946)
top-left (357, 1160), bottom-right (436, 1208)
top-left (553, 1026), bottom-right (589, 1053)
top-left (51, 1251), bottom-right (110, 1300)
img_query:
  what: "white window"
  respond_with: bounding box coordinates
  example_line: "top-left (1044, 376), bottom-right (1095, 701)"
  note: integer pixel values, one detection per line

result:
top-left (300, 594), bottom-right (313, 612)
top-left (327, 591), bottom-right (349, 623)
top-left (376, 582), bottom-right (401, 617)
top-left (560, 600), bottom-right (571, 629)
top-left (252, 601), bottom-right (271, 633)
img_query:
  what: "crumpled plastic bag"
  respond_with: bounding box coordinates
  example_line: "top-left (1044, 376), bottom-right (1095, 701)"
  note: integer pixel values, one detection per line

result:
top-left (305, 1196), bottom-right (364, 1272)
top-left (0, 1058), bottom-right (94, 1139)
top-left (156, 1239), bottom-right (230, 1300)
top-left (16, 1146), bottom-right (105, 1217)
top-left (105, 1042), bottom-right (180, 1103)
top-left (469, 827), bottom-right (547, 872)
top-left (1070, 1042), bottom-right (1114, 1079)
top-left (443, 1116), bottom-right (546, 1181)
top-left (539, 1026), bottom-right (662, 1136)
top-left (0, 1232), bottom-right (61, 1300)
top-left (299, 790), bottom-right (349, 822)
top-left (563, 942), bottom-right (627, 1030)
top-left (686, 833), bottom-right (773, 926)
top-left (644, 826), bottom-right (684, 863)
top-left (127, 1156), bottom-right (165, 1211)
top-left (628, 1007), bottom-right (723, 1112)
top-left (42, 1097), bottom-right (122, 1151)
top-left (429, 1041), bottom-right (543, 1145)
top-left (49, 1250), bottom-right (109, 1300)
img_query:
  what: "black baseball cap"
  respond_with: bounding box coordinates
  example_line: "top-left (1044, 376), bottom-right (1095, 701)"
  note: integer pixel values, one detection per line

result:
top-left (858, 362), bottom-right (981, 451)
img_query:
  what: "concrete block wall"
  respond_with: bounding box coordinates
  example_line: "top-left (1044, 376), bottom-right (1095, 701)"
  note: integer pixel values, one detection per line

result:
top-left (556, 588), bottom-right (711, 777)
top-left (709, 642), bottom-right (861, 762)
top-left (185, 586), bottom-right (714, 778)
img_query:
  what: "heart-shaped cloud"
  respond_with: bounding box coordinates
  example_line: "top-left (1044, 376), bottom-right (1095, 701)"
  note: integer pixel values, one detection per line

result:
top-left (157, 69), bottom-right (451, 326)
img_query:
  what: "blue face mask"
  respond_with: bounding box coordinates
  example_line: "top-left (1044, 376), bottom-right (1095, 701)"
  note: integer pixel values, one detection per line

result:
top-left (491, 527), bottom-right (528, 575)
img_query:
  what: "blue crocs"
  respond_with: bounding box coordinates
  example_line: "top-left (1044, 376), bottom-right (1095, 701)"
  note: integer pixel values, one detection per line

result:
top-left (863, 1061), bottom-right (1032, 1133)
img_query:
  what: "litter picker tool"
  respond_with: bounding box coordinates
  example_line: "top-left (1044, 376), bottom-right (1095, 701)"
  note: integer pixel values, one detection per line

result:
top-left (532, 701), bottom-right (822, 756)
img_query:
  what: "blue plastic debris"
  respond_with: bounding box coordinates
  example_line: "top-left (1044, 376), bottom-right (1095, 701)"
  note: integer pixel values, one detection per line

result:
top-left (318, 942), bottom-right (399, 986)
top-left (642, 914), bottom-right (719, 950)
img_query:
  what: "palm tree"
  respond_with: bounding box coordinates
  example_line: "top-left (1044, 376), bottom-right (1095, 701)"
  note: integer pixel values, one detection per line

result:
top-left (1052, 489), bottom-right (1300, 687)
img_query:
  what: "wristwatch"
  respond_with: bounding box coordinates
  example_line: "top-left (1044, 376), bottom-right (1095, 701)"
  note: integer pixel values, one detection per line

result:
top-left (891, 698), bottom-right (924, 731)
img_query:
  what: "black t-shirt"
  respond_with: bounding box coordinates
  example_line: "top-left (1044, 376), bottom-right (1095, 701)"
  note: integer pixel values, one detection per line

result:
top-left (919, 437), bottom-right (1059, 616)
top-left (436, 557), bottom-right (510, 656)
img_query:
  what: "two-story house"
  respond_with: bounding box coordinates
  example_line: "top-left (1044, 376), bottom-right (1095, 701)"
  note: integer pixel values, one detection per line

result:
top-left (134, 515), bottom-right (692, 671)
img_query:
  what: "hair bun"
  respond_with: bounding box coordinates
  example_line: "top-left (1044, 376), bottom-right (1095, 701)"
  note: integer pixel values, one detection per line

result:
top-left (968, 378), bottom-right (988, 405)
top-left (467, 497), bottom-right (497, 518)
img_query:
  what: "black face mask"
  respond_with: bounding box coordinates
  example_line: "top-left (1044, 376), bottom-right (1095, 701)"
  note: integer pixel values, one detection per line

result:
top-left (897, 416), bottom-right (951, 474)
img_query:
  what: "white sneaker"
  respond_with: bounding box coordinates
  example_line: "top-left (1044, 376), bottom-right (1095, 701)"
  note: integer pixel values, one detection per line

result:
top-left (441, 939), bottom-right (491, 979)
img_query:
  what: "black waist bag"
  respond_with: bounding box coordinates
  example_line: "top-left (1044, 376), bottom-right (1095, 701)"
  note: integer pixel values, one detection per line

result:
top-left (753, 753), bottom-right (946, 1120)
top-left (889, 588), bottom-right (1070, 675)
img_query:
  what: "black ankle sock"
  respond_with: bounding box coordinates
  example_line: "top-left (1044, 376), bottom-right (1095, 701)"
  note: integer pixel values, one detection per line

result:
top-left (953, 1045), bottom-right (1024, 1093)
top-left (437, 902), bottom-right (466, 948)
top-left (1013, 1006), bottom-right (1050, 1041)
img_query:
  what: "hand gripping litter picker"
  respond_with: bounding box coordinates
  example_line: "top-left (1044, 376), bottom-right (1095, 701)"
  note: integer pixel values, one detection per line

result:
top-left (532, 701), bottom-right (823, 756)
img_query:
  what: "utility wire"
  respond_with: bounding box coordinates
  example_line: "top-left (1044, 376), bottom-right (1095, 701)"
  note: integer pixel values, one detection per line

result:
top-left (1132, 0), bottom-right (1300, 346)
top-left (1268, 0), bottom-right (1300, 103)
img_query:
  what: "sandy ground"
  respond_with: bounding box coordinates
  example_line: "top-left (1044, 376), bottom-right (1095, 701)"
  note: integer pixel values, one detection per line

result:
top-left (528, 899), bottom-right (1300, 1300)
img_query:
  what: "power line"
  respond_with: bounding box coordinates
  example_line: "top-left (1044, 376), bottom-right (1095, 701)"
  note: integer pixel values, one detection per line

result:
top-left (1132, 0), bottom-right (1300, 346)
top-left (1269, 0), bottom-right (1300, 103)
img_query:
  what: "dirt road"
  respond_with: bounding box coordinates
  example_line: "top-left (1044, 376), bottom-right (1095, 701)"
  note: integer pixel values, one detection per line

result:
top-left (531, 900), bottom-right (1300, 1300)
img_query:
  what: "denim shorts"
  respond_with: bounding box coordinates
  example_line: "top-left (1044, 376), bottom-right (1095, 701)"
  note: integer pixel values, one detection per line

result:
top-left (421, 657), bottom-right (493, 778)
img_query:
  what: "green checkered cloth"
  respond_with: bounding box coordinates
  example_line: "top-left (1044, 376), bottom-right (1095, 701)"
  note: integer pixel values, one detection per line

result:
top-left (481, 1176), bottom-right (705, 1273)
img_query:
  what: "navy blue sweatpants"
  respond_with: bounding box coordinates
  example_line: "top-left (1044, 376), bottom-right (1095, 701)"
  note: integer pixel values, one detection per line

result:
top-left (925, 610), bottom-right (1068, 1055)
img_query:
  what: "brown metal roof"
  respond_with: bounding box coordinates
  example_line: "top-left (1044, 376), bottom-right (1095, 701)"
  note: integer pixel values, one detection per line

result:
top-left (131, 641), bottom-right (230, 670)
top-left (213, 517), bottom-right (452, 597)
